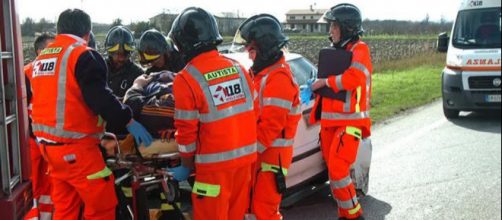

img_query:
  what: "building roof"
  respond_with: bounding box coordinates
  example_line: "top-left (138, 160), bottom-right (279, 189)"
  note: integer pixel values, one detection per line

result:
top-left (286, 9), bottom-right (328, 16)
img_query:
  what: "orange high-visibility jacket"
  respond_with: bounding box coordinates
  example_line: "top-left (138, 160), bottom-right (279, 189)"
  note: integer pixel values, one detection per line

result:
top-left (310, 40), bottom-right (373, 137)
top-left (28, 34), bottom-right (105, 143)
top-left (253, 56), bottom-right (301, 168)
top-left (174, 50), bottom-right (257, 172)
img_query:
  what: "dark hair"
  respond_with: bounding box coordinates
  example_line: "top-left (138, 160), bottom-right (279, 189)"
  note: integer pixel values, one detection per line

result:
top-left (33, 33), bottom-right (55, 54)
top-left (56, 9), bottom-right (91, 37)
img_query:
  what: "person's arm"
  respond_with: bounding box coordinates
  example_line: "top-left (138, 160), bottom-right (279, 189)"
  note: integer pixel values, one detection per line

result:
top-left (173, 74), bottom-right (199, 160)
top-left (257, 72), bottom-right (296, 152)
top-left (326, 43), bottom-right (371, 93)
top-left (75, 50), bottom-right (132, 128)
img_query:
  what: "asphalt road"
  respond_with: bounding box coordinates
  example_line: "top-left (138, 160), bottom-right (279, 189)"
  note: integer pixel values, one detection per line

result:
top-left (282, 100), bottom-right (502, 220)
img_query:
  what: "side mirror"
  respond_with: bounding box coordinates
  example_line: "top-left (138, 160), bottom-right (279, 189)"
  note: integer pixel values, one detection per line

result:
top-left (437, 32), bottom-right (449, 53)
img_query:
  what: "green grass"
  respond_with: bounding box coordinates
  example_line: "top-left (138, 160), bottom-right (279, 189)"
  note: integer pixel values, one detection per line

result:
top-left (370, 53), bottom-right (445, 123)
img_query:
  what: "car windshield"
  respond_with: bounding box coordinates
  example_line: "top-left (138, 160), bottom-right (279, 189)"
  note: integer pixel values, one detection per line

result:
top-left (288, 57), bottom-right (317, 86)
top-left (452, 7), bottom-right (501, 49)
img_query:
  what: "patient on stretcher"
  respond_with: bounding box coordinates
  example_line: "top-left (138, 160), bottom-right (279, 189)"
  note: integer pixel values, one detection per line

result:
top-left (102, 71), bottom-right (179, 158)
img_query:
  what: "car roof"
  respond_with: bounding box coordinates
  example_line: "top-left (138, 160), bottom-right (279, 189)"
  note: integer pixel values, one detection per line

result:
top-left (223, 52), bottom-right (303, 70)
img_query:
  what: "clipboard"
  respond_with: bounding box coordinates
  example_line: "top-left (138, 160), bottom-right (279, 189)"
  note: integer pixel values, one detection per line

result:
top-left (315, 47), bottom-right (352, 101)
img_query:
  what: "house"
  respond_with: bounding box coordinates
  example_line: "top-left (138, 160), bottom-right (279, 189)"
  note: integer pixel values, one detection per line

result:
top-left (285, 7), bottom-right (329, 33)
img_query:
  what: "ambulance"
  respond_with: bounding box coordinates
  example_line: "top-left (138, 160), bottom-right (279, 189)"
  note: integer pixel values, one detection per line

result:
top-left (438, 0), bottom-right (501, 118)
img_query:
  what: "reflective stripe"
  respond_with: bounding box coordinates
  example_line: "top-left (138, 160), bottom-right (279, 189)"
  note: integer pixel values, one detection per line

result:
top-left (107, 44), bottom-right (120, 52)
top-left (38, 195), bottom-right (52, 205)
top-left (350, 42), bottom-right (361, 52)
top-left (195, 143), bottom-right (256, 164)
top-left (289, 105), bottom-right (301, 115)
top-left (348, 203), bottom-right (362, 215)
top-left (175, 109), bottom-right (199, 120)
top-left (344, 91), bottom-right (352, 112)
top-left (263, 97), bottom-right (292, 110)
top-left (32, 124), bottom-right (102, 139)
top-left (355, 86), bottom-right (362, 113)
top-left (254, 90), bottom-right (259, 101)
top-left (321, 111), bottom-right (370, 120)
top-left (186, 64), bottom-right (254, 124)
top-left (178, 142), bottom-right (196, 153)
top-left (257, 142), bottom-right (266, 153)
top-left (192, 181), bottom-right (221, 197)
top-left (121, 187), bottom-right (133, 198)
top-left (337, 196), bottom-right (359, 209)
top-left (56, 42), bottom-right (82, 130)
top-left (161, 202), bottom-right (181, 211)
top-left (330, 176), bottom-right (352, 189)
top-left (272, 138), bottom-right (294, 147)
top-left (199, 104), bottom-right (252, 123)
top-left (346, 126), bottom-right (362, 139)
top-left (258, 64), bottom-right (285, 113)
top-left (86, 167), bottom-right (112, 180)
top-left (335, 75), bottom-right (344, 91)
top-left (261, 162), bottom-right (288, 175)
top-left (40, 212), bottom-right (52, 220)
top-left (352, 61), bottom-right (372, 110)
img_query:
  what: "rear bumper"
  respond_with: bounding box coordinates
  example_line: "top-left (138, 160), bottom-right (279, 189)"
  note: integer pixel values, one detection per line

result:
top-left (442, 68), bottom-right (501, 111)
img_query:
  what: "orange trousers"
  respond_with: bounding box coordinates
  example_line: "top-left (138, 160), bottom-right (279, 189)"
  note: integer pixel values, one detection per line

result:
top-left (192, 164), bottom-right (253, 220)
top-left (251, 151), bottom-right (292, 220)
top-left (321, 126), bottom-right (363, 219)
top-left (29, 137), bottom-right (53, 215)
top-left (40, 141), bottom-right (117, 220)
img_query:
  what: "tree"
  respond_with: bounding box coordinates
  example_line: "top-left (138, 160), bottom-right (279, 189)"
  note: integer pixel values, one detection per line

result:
top-left (129, 21), bottom-right (152, 38)
top-left (21, 17), bottom-right (35, 36)
top-left (111, 18), bottom-right (123, 27)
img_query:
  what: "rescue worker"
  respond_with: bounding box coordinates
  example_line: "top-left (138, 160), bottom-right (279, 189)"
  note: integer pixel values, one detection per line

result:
top-left (23, 33), bottom-right (55, 220)
top-left (169, 7), bottom-right (257, 220)
top-left (232, 14), bottom-right (301, 220)
top-left (27, 9), bottom-right (152, 220)
top-left (104, 25), bottom-right (144, 99)
top-left (137, 29), bottom-right (185, 75)
top-left (309, 3), bottom-right (372, 220)
top-left (104, 25), bottom-right (144, 136)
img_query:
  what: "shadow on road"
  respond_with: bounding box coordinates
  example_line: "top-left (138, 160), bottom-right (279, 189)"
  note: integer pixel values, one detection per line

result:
top-left (450, 110), bottom-right (501, 134)
top-left (360, 195), bottom-right (393, 220)
top-left (282, 185), bottom-right (392, 220)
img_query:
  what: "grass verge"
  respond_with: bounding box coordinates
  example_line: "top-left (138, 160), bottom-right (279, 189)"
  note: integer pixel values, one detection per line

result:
top-left (371, 52), bottom-right (445, 123)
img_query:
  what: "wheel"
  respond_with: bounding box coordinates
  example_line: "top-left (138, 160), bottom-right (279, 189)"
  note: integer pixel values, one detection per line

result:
top-left (443, 106), bottom-right (460, 119)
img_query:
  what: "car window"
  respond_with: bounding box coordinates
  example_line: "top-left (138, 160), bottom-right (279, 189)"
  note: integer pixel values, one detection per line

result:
top-left (288, 57), bottom-right (317, 86)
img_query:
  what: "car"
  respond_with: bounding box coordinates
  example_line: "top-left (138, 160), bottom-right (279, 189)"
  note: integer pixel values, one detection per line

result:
top-left (224, 52), bottom-right (372, 200)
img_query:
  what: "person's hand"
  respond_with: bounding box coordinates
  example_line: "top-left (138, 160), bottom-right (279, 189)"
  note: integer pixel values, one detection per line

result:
top-left (300, 85), bottom-right (312, 105)
top-left (168, 165), bottom-right (191, 182)
top-left (126, 119), bottom-right (153, 147)
top-left (311, 78), bottom-right (328, 91)
top-left (133, 74), bottom-right (152, 88)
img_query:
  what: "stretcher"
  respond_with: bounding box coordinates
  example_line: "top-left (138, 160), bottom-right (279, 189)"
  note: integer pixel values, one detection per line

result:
top-left (101, 133), bottom-right (189, 220)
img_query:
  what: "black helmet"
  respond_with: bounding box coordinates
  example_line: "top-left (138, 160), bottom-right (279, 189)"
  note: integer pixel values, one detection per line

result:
top-left (137, 29), bottom-right (172, 63)
top-left (105, 26), bottom-right (135, 53)
top-left (324, 3), bottom-right (364, 44)
top-left (233, 14), bottom-right (288, 60)
top-left (168, 7), bottom-right (223, 57)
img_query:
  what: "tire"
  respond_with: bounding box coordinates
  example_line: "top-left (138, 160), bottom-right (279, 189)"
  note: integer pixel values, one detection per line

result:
top-left (443, 106), bottom-right (460, 119)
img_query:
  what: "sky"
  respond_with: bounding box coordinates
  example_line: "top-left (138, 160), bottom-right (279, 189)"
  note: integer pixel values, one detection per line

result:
top-left (17, 0), bottom-right (461, 24)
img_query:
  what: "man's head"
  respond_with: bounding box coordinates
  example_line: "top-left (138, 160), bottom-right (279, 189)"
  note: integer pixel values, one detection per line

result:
top-left (105, 26), bottom-right (135, 69)
top-left (323, 3), bottom-right (363, 47)
top-left (33, 33), bottom-right (55, 56)
top-left (168, 7), bottom-right (223, 61)
top-left (56, 9), bottom-right (91, 40)
top-left (233, 14), bottom-right (288, 62)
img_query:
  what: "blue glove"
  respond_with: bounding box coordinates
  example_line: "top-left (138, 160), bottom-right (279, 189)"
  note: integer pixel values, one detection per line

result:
top-left (126, 119), bottom-right (153, 147)
top-left (300, 83), bottom-right (313, 105)
top-left (169, 165), bottom-right (191, 181)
